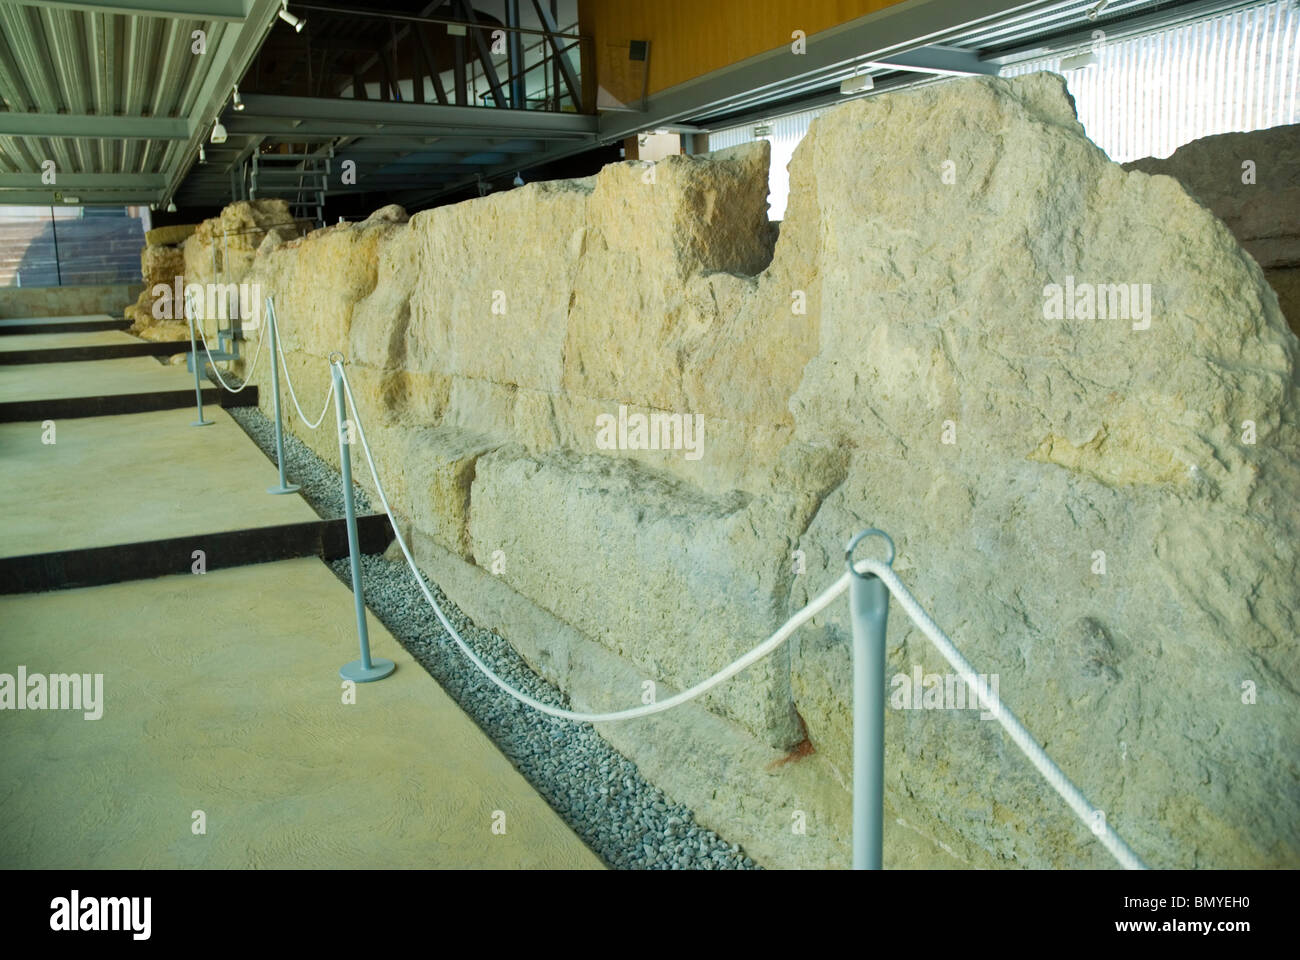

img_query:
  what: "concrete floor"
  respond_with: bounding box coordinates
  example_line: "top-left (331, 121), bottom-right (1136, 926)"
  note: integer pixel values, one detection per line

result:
top-left (0, 329), bottom-right (140, 352)
top-left (0, 558), bottom-right (602, 869)
top-left (0, 314), bottom-right (116, 328)
top-left (0, 407), bottom-right (319, 557)
top-left (0, 336), bottom-right (602, 869)
top-left (0, 356), bottom-right (197, 402)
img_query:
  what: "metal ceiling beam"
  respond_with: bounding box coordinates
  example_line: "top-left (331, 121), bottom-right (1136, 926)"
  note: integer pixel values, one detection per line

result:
top-left (594, 0), bottom-right (1058, 142)
top-left (529, 0), bottom-right (580, 107)
top-left (160, 0), bottom-right (283, 206)
top-left (457, 0), bottom-right (508, 109)
top-left (977, 0), bottom-right (1260, 63)
top-left (0, 172), bottom-right (166, 188)
top-left (412, 0), bottom-right (1058, 205)
top-left (0, 189), bottom-right (156, 204)
top-left (231, 94), bottom-right (599, 139)
top-left (225, 118), bottom-right (597, 140)
top-left (0, 113), bottom-right (193, 139)
top-left (866, 44), bottom-right (1001, 76)
top-left (0, 0), bottom-right (255, 21)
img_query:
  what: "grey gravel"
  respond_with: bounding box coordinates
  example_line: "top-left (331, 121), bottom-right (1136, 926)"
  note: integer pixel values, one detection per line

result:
top-left (226, 399), bottom-right (758, 870)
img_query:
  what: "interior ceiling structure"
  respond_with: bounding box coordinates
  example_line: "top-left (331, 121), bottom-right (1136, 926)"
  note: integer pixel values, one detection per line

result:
top-left (0, 0), bottom-right (283, 207)
top-left (0, 0), bottom-right (1267, 212)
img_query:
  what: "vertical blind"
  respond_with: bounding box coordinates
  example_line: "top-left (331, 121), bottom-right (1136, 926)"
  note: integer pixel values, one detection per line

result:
top-left (1000, 0), bottom-right (1299, 162)
top-left (710, 0), bottom-right (1300, 219)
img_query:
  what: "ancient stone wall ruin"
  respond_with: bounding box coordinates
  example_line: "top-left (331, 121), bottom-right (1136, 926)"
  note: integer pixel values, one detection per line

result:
top-left (1124, 122), bottom-right (1300, 335)
top-left (196, 73), bottom-right (1297, 868)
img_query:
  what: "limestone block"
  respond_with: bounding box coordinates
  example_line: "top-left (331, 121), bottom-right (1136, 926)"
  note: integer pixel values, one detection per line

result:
top-left (145, 223), bottom-right (197, 247)
top-left (469, 448), bottom-right (804, 748)
top-left (562, 144), bottom-right (775, 414)
top-left (783, 73), bottom-right (1300, 868)
top-left (1124, 124), bottom-right (1300, 268)
top-left (402, 179), bottom-right (590, 391)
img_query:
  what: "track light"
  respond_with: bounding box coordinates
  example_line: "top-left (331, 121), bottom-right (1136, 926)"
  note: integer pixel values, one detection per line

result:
top-left (841, 71), bottom-right (873, 95)
top-left (199, 144), bottom-right (206, 163)
top-left (166, 201), bottom-right (177, 213)
top-left (232, 85), bottom-right (245, 111)
top-left (210, 120), bottom-right (228, 144)
top-left (1060, 50), bottom-right (1098, 70)
top-left (278, 2), bottom-right (305, 32)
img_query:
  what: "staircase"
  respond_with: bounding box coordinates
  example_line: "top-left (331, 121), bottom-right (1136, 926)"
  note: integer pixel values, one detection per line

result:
top-left (0, 209), bottom-right (144, 287)
top-left (250, 147), bottom-right (333, 228)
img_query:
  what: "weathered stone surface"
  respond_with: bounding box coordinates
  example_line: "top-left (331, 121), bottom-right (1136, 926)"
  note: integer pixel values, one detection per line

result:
top-left (226, 72), bottom-right (1299, 869)
top-left (183, 198), bottom-right (300, 290)
top-left (1124, 124), bottom-right (1300, 335)
top-left (786, 74), bottom-right (1299, 868)
top-left (1124, 123), bottom-right (1300, 268)
top-left (128, 242), bottom-right (186, 338)
top-left (145, 222), bottom-right (197, 247)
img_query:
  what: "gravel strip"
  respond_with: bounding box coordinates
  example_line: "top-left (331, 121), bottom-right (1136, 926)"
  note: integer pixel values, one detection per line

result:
top-left (226, 402), bottom-right (372, 519)
top-left (226, 399), bottom-right (757, 870)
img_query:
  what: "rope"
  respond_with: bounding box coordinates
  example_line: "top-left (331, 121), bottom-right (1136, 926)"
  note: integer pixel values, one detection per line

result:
top-left (335, 361), bottom-right (1146, 870)
top-left (273, 322), bottom-right (334, 430)
top-left (193, 315), bottom-right (265, 393)
top-left (860, 563), bottom-right (1147, 870)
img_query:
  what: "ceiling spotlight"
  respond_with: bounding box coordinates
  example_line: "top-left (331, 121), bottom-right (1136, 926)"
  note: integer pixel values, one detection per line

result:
top-left (166, 201), bottom-right (177, 213)
top-left (232, 85), bottom-right (245, 111)
top-left (1088, 0), bottom-right (1110, 20)
top-left (198, 144), bottom-right (207, 163)
top-left (278, 2), bottom-right (305, 32)
top-left (513, 172), bottom-right (524, 187)
top-left (210, 120), bottom-right (228, 144)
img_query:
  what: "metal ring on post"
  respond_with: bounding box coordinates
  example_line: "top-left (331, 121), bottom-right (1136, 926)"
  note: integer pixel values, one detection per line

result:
top-left (327, 351), bottom-right (345, 366)
top-left (846, 528), bottom-right (895, 578)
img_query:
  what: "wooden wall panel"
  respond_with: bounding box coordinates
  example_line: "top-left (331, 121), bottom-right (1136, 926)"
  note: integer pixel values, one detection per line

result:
top-left (578, 0), bottom-right (907, 105)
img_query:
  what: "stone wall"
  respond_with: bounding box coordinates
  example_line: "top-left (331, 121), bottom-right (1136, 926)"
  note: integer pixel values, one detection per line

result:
top-left (206, 73), bottom-right (1298, 869)
top-left (0, 281), bottom-right (142, 319)
top-left (1124, 123), bottom-right (1300, 335)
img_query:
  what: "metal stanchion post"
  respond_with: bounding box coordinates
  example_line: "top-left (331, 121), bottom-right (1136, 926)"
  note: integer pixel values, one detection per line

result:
top-left (264, 297), bottom-right (300, 495)
top-left (331, 355), bottom-right (394, 683)
top-left (185, 291), bottom-right (213, 427)
top-left (847, 528), bottom-right (894, 869)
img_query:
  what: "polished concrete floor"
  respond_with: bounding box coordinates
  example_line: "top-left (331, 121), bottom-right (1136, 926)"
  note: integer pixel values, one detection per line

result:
top-left (0, 356), bottom-right (197, 402)
top-left (0, 314), bottom-right (118, 328)
top-left (0, 408), bottom-right (318, 557)
top-left (0, 322), bottom-right (602, 869)
top-left (0, 559), bottom-right (601, 869)
top-left (0, 329), bottom-right (139, 352)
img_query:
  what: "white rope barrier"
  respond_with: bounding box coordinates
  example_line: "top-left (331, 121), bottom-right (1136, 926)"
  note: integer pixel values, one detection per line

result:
top-left (193, 316), bottom-right (265, 393)
top-left (274, 324), bottom-right (334, 430)
top-left (335, 361), bottom-right (1147, 870)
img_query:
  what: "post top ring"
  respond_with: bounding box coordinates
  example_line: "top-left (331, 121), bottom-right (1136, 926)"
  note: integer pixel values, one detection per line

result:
top-left (846, 528), bottom-right (895, 577)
